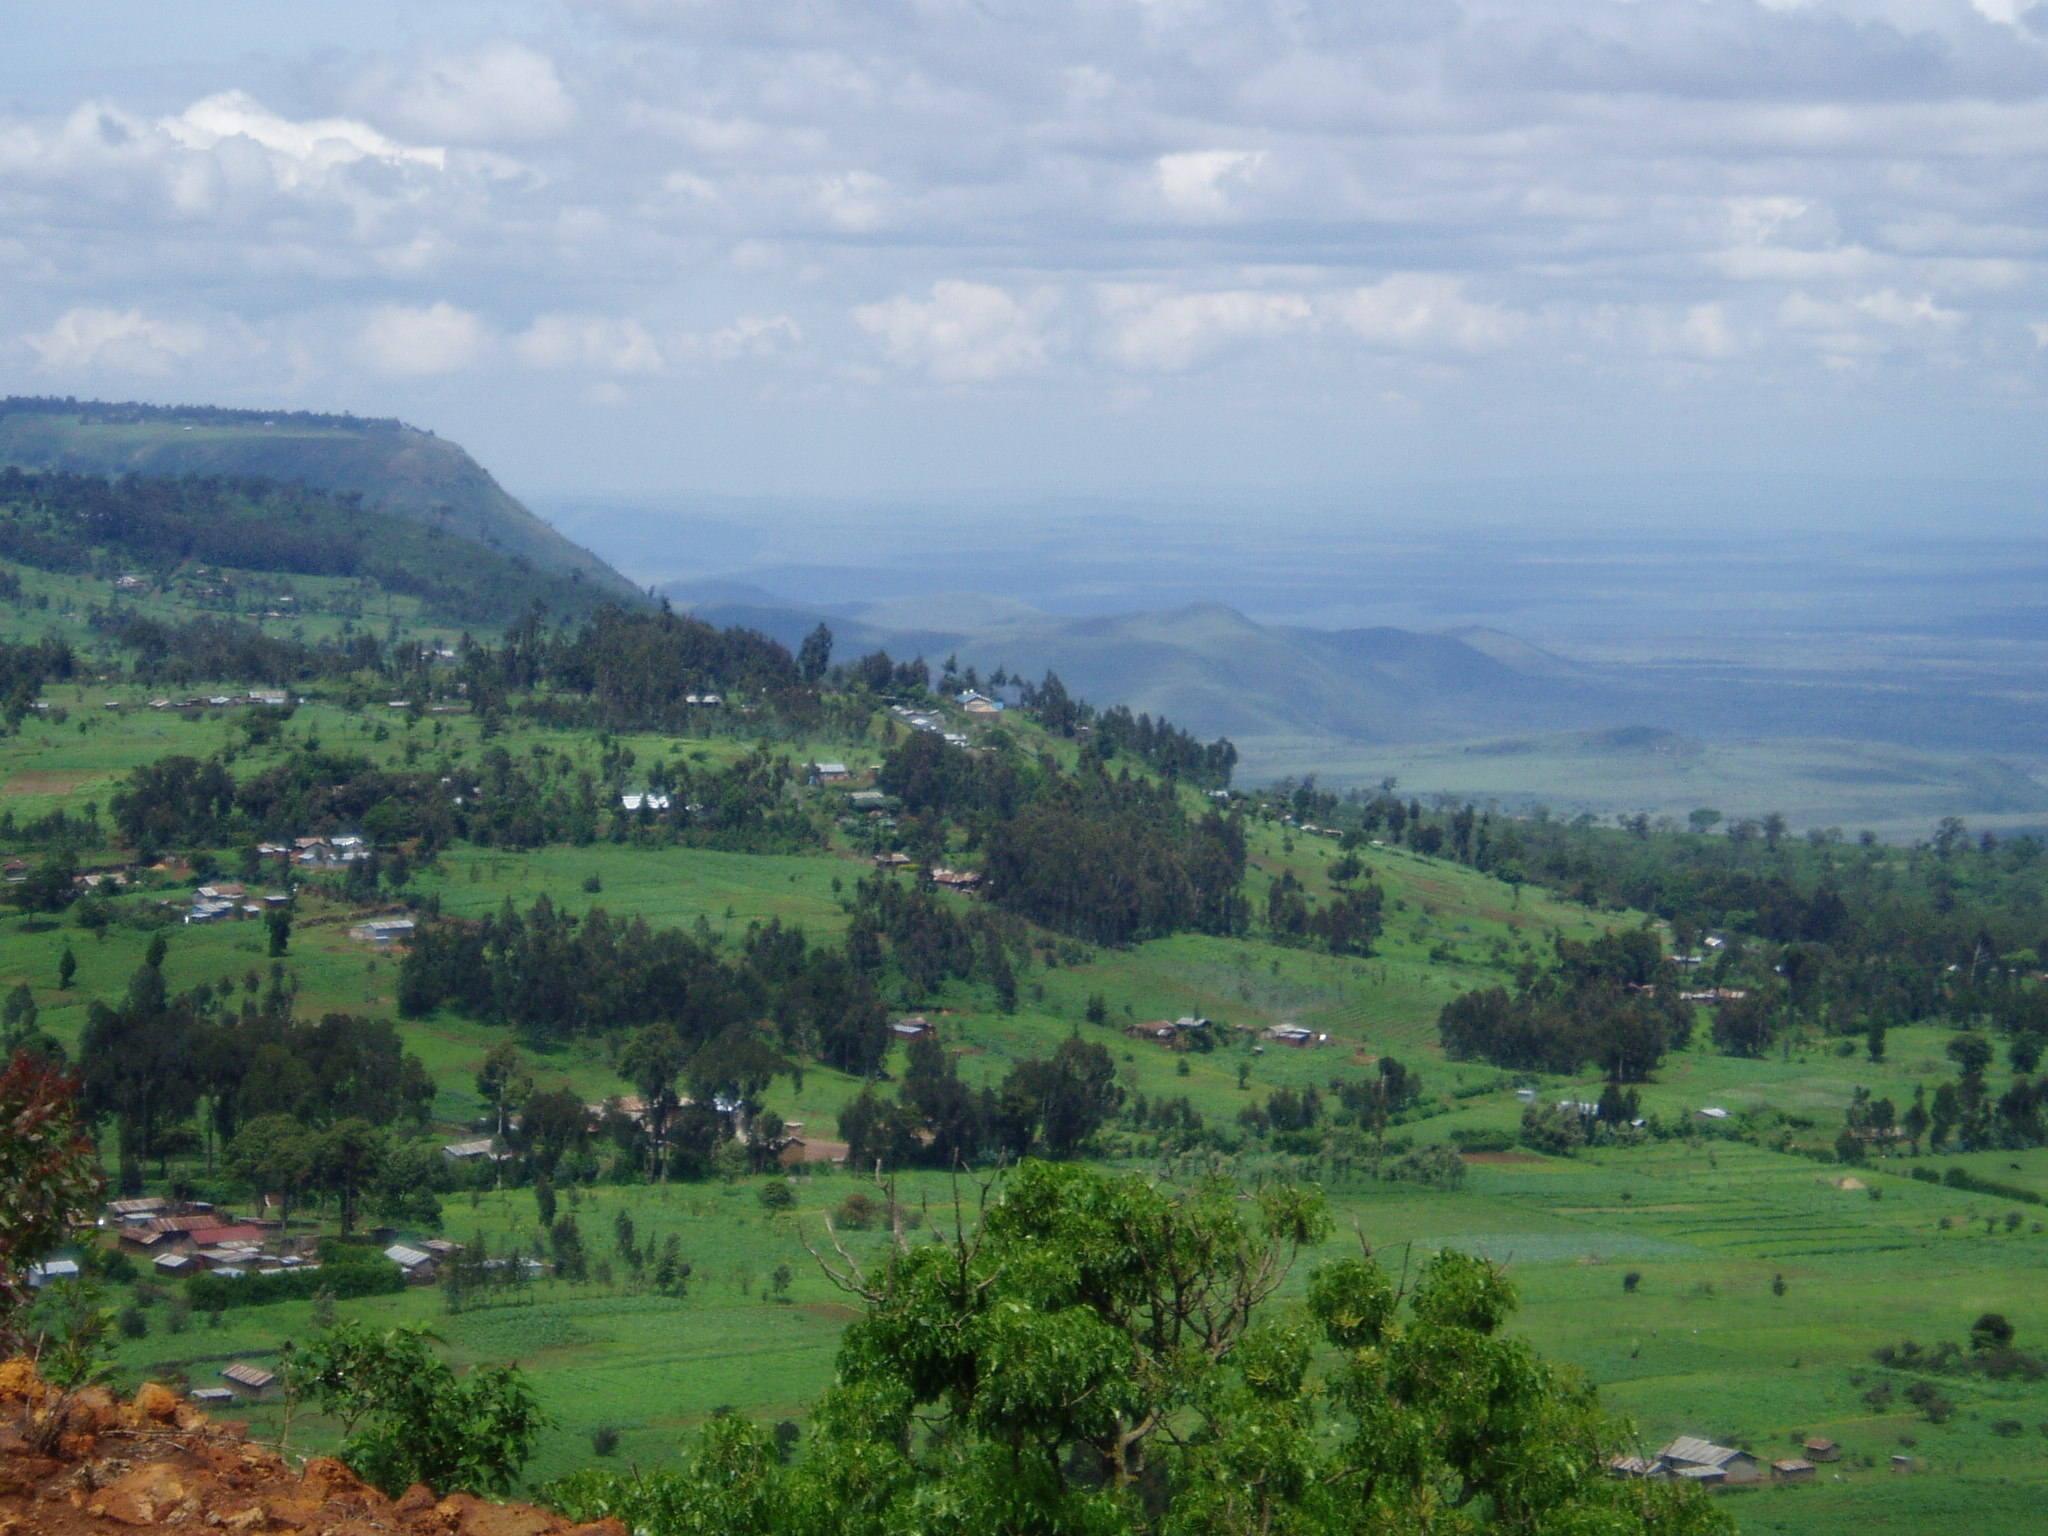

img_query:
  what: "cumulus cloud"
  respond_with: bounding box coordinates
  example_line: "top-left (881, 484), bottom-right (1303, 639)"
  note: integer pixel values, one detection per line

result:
top-left (516, 314), bottom-right (664, 373)
top-left (356, 302), bottom-right (488, 375)
top-left (6, 0), bottom-right (2048, 472)
top-left (162, 91), bottom-right (445, 185)
top-left (24, 307), bottom-right (205, 373)
top-left (347, 43), bottom-right (574, 145)
top-left (855, 281), bottom-right (1057, 381)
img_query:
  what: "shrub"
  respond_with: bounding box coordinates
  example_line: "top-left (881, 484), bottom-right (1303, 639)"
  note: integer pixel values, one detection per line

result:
top-left (1622, 1271), bottom-right (1641, 1294)
top-left (1452, 1127), bottom-right (1514, 1154)
top-left (117, 1305), bottom-right (147, 1339)
top-left (1993, 1418), bottom-right (2024, 1438)
top-left (591, 1425), bottom-right (620, 1457)
top-left (758, 1181), bottom-right (795, 1211)
top-left (835, 1192), bottom-right (880, 1230)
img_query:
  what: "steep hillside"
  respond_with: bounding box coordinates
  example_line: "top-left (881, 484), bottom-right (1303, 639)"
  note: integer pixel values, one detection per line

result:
top-left (0, 399), bottom-right (640, 601)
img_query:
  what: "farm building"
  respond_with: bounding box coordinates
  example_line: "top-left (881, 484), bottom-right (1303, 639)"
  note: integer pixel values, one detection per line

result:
top-left (1657, 1438), bottom-right (1762, 1486)
top-left (1802, 1437), bottom-right (1839, 1463)
top-left (385, 1244), bottom-right (438, 1282)
top-left (220, 1364), bottom-right (279, 1402)
top-left (1771, 1459), bottom-right (1816, 1484)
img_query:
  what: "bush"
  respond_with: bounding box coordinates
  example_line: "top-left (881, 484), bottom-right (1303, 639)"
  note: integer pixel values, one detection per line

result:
top-left (117, 1305), bottom-right (147, 1339)
top-left (1452, 1127), bottom-right (1513, 1154)
top-left (1993, 1418), bottom-right (2025, 1438)
top-left (758, 1180), bottom-right (795, 1211)
top-left (188, 1259), bottom-right (404, 1312)
top-left (591, 1425), bottom-right (620, 1457)
top-left (1622, 1271), bottom-right (1641, 1294)
top-left (835, 1192), bottom-right (880, 1230)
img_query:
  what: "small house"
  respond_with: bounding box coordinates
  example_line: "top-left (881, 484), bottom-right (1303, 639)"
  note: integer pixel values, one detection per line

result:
top-left (26, 1259), bottom-right (80, 1288)
top-left (872, 851), bottom-right (912, 868)
top-left (220, 1364), bottom-right (279, 1402)
top-left (930, 867), bottom-right (980, 890)
top-left (850, 791), bottom-right (890, 810)
top-left (1890, 1455), bottom-right (1913, 1474)
top-left (1657, 1437), bottom-right (1761, 1486)
top-left (811, 762), bottom-right (852, 783)
top-left (104, 1196), bottom-right (171, 1222)
top-left (442, 1138), bottom-right (501, 1162)
top-left (1261, 1025), bottom-right (1327, 1048)
top-left (153, 1253), bottom-right (198, 1277)
top-left (1801, 1437), bottom-right (1839, 1463)
top-left (385, 1244), bottom-right (437, 1282)
top-left (190, 1388), bottom-right (237, 1407)
top-left (891, 1017), bottom-right (932, 1040)
top-left (349, 917), bottom-right (416, 945)
top-left (1771, 1459), bottom-right (1816, 1484)
top-left (1606, 1455), bottom-right (1658, 1479)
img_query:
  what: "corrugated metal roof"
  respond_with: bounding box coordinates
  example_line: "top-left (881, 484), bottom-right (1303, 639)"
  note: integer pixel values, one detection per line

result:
top-left (385, 1244), bottom-right (433, 1268)
top-left (1661, 1437), bottom-right (1747, 1468)
top-left (221, 1363), bottom-right (275, 1389)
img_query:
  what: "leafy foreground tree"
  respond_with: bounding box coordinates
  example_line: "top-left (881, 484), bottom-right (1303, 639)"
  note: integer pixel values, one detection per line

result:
top-left (0, 1052), bottom-right (103, 1344)
top-left (301, 1321), bottom-right (551, 1497)
top-left (545, 1161), bottom-right (1728, 1536)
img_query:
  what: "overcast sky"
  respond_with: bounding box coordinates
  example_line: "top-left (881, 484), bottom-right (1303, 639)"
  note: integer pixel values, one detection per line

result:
top-left (8, 0), bottom-right (2048, 504)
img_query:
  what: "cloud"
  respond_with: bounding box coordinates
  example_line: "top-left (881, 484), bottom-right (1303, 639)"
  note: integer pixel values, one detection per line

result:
top-left (1155, 151), bottom-right (1264, 219)
top-left (356, 302), bottom-right (487, 375)
top-left (855, 281), bottom-right (1056, 381)
top-left (516, 314), bottom-right (663, 373)
top-left (1327, 276), bottom-right (1519, 352)
top-left (161, 91), bottom-right (444, 186)
top-left (1097, 286), bottom-right (1313, 372)
top-left (24, 307), bottom-right (205, 373)
top-left (348, 43), bottom-right (574, 145)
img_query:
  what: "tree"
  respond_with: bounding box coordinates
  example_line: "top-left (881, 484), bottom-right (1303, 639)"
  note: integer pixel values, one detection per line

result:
top-left (227, 1114), bottom-right (315, 1227)
top-left (10, 849), bottom-right (75, 915)
top-left (553, 1162), bottom-right (1730, 1536)
top-left (311, 1119), bottom-right (388, 1233)
top-left (56, 946), bottom-right (75, 990)
top-left (798, 623), bottom-right (833, 685)
top-left (621, 1023), bottom-right (689, 1179)
top-left (301, 1320), bottom-right (550, 1497)
top-left (266, 906), bottom-right (291, 957)
top-left (0, 1053), bottom-right (102, 1342)
top-left (475, 1041), bottom-right (530, 1143)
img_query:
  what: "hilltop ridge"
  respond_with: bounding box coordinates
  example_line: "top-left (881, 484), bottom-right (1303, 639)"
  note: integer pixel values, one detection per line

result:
top-left (0, 398), bottom-right (640, 602)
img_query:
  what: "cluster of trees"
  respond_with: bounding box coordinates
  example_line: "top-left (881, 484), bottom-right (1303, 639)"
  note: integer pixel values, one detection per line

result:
top-left (1438, 928), bottom-right (1693, 1081)
top-left (403, 900), bottom-right (894, 1089)
top-left (107, 738), bottom-right (815, 860)
top-left (1, 396), bottom-right (406, 432)
top-left (544, 1160), bottom-right (1728, 1536)
top-left (94, 611), bottom-right (388, 687)
top-left (1088, 703), bottom-right (1238, 789)
top-left (0, 469), bottom-right (600, 625)
top-left (837, 1033), bottom-right (1122, 1168)
top-left (76, 937), bottom-right (434, 1195)
top-left (1264, 869), bottom-right (1384, 954)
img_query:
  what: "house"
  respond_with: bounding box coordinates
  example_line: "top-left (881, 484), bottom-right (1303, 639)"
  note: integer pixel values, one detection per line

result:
top-left (891, 1017), bottom-right (932, 1040)
top-left (1606, 1455), bottom-right (1658, 1479)
top-left (442, 1138), bottom-right (501, 1162)
top-left (849, 790), bottom-right (890, 811)
top-left (26, 1259), bottom-right (80, 1288)
top-left (220, 1364), bottom-right (279, 1402)
top-left (385, 1244), bottom-right (437, 1282)
top-left (1260, 1025), bottom-right (1328, 1048)
top-left (1126, 1021), bottom-right (1179, 1045)
top-left (620, 791), bottom-right (672, 812)
top-left (1801, 1437), bottom-right (1839, 1463)
top-left (348, 918), bottom-right (416, 945)
top-left (248, 690), bottom-right (289, 706)
top-left (1657, 1437), bottom-right (1762, 1485)
top-left (196, 884), bottom-right (246, 901)
top-left (930, 866), bottom-right (980, 890)
top-left (103, 1196), bottom-right (171, 1222)
top-left (190, 1388), bottom-right (238, 1407)
top-left (1697, 1106), bottom-right (1730, 1120)
top-left (186, 1224), bottom-right (263, 1250)
top-left (1771, 1459), bottom-right (1816, 1484)
top-left (153, 1253), bottom-right (198, 1277)
top-left (872, 851), bottom-right (912, 868)
top-left (958, 692), bottom-right (1003, 714)
top-left (810, 762), bottom-right (852, 783)
top-left (114, 575), bottom-right (146, 591)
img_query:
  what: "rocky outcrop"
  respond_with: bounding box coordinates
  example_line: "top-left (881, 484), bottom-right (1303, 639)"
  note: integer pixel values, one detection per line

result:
top-left (0, 1360), bottom-right (620, 1536)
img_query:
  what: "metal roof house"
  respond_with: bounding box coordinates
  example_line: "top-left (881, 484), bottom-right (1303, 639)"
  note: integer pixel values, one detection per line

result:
top-left (1657, 1437), bottom-right (1762, 1485)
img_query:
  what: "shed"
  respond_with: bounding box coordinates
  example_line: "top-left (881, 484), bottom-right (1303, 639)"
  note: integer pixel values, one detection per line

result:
top-left (152, 1252), bottom-right (198, 1276)
top-left (26, 1259), bottom-right (80, 1288)
top-left (220, 1363), bottom-right (279, 1401)
top-left (890, 1017), bottom-right (932, 1040)
top-left (1801, 1437), bottom-right (1839, 1463)
top-left (1890, 1454), bottom-right (1913, 1473)
top-left (190, 1388), bottom-right (237, 1406)
top-left (442, 1138), bottom-right (500, 1162)
top-left (1771, 1460), bottom-right (1816, 1484)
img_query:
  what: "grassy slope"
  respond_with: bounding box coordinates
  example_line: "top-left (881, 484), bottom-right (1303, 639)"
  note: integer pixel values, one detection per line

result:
top-left (13, 691), bottom-right (2048, 1530)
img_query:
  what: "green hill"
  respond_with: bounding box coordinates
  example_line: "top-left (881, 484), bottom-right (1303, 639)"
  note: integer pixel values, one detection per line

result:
top-left (0, 398), bottom-right (640, 601)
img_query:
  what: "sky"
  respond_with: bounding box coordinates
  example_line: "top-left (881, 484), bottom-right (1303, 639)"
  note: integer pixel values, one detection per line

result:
top-left (8, 0), bottom-right (2048, 504)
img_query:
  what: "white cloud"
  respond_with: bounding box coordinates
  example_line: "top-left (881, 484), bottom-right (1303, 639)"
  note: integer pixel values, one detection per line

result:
top-left (855, 281), bottom-right (1056, 381)
top-left (1155, 150), bottom-right (1264, 219)
top-left (1326, 276), bottom-right (1519, 352)
top-left (349, 43), bottom-right (574, 145)
top-left (697, 314), bottom-right (802, 360)
top-left (161, 91), bottom-right (444, 187)
top-left (1097, 285), bottom-right (1313, 372)
top-left (356, 302), bottom-right (487, 375)
top-left (24, 307), bottom-right (204, 373)
top-left (516, 314), bottom-right (664, 373)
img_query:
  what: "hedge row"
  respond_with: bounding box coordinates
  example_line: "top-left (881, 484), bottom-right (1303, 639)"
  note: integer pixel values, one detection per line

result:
top-left (185, 1259), bottom-right (405, 1311)
top-left (1907, 1165), bottom-right (2045, 1206)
